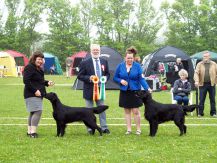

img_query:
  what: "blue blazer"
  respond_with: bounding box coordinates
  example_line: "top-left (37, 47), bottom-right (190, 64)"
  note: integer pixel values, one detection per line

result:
top-left (113, 61), bottom-right (149, 91)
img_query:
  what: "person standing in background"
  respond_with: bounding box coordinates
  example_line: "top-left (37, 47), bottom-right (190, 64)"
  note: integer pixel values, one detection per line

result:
top-left (194, 51), bottom-right (217, 117)
top-left (66, 57), bottom-right (72, 78)
top-left (50, 64), bottom-right (55, 75)
top-left (174, 58), bottom-right (184, 72)
top-left (172, 58), bottom-right (184, 87)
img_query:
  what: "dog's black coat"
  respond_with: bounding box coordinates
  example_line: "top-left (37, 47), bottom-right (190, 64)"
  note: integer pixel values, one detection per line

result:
top-left (45, 92), bottom-right (108, 137)
top-left (136, 91), bottom-right (197, 137)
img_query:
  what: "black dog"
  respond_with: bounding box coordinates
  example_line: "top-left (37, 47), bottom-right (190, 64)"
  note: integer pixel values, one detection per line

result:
top-left (45, 92), bottom-right (108, 137)
top-left (136, 91), bottom-right (197, 137)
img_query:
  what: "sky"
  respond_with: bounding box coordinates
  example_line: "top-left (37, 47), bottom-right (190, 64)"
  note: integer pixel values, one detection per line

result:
top-left (34, 0), bottom-right (175, 34)
top-left (0, 0), bottom-right (176, 34)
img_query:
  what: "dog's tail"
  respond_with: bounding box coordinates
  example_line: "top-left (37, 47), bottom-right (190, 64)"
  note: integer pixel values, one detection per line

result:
top-left (88, 105), bottom-right (109, 114)
top-left (181, 104), bottom-right (198, 112)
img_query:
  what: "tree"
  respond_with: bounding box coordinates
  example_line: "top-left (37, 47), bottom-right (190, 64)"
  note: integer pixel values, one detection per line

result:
top-left (161, 0), bottom-right (198, 54)
top-left (1, 0), bottom-right (20, 50)
top-left (88, 0), bottom-right (161, 56)
top-left (17, 0), bottom-right (46, 56)
top-left (0, 3), bottom-right (5, 48)
top-left (130, 0), bottom-right (162, 56)
top-left (209, 0), bottom-right (217, 49)
top-left (80, 0), bottom-right (93, 42)
top-left (0, 0), bottom-right (45, 56)
top-left (43, 0), bottom-right (88, 65)
top-left (90, 0), bottom-right (135, 53)
top-left (161, 0), bottom-right (217, 54)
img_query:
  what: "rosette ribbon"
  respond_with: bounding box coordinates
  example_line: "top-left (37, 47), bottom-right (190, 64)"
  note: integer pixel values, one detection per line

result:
top-left (92, 76), bottom-right (100, 101)
top-left (100, 76), bottom-right (107, 100)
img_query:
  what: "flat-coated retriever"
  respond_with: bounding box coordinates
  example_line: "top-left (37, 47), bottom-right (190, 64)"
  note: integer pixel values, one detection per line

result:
top-left (45, 92), bottom-right (108, 137)
top-left (136, 90), bottom-right (197, 137)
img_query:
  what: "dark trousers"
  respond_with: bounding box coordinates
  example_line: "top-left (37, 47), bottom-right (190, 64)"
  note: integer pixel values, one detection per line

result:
top-left (199, 83), bottom-right (216, 116)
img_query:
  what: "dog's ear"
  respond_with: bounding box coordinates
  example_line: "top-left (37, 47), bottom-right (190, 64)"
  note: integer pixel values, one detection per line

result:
top-left (137, 90), bottom-right (150, 99)
top-left (51, 92), bottom-right (59, 100)
top-left (49, 92), bottom-right (57, 97)
top-left (144, 90), bottom-right (149, 95)
top-left (135, 90), bottom-right (143, 97)
top-left (145, 91), bottom-right (152, 98)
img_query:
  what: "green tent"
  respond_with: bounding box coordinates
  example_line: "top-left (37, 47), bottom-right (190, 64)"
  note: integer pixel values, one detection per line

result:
top-left (191, 51), bottom-right (217, 60)
top-left (54, 56), bottom-right (63, 75)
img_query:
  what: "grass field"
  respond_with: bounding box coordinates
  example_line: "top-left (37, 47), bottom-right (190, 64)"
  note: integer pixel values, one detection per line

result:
top-left (0, 75), bottom-right (217, 162)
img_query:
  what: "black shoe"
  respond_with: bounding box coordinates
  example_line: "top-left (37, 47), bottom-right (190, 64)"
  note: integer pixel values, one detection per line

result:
top-left (102, 129), bottom-right (110, 134)
top-left (88, 130), bottom-right (94, 135)
top-left (27, 133), bottom-right (31, 137)
top-left (30, 133), bottom-right (38, 138)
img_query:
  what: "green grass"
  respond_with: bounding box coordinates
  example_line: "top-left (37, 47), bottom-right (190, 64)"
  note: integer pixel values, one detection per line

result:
top-left (0, 76), bottom-right (217, 162)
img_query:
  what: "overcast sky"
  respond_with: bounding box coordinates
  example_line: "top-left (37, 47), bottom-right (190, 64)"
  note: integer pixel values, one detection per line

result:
top-left (35, 0), bottom-right (175, 34)
top-left (0, 0), bottom-right (176, 34)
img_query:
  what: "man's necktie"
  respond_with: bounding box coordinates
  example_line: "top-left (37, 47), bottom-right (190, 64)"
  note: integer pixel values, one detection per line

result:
top-left (95, 59), bottom-right (101, 78)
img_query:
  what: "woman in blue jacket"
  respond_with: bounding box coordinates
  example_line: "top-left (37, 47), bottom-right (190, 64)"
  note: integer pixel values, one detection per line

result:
top-left (113, 47), bottom-right (151, 135)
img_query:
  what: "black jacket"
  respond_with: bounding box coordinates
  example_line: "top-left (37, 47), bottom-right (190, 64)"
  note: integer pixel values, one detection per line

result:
top-left (175, 63), bottom-right (184, 71)
top-left (173, 79), bottom-right (191, 96)
top-left (77, 57), bottom-right (110, 100)
top-left (23, 63), bottom-right (48, 99)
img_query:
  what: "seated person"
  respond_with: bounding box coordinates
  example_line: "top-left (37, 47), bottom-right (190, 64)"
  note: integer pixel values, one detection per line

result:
top-left (173, 69), bottom-right (191, 105)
